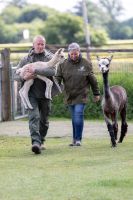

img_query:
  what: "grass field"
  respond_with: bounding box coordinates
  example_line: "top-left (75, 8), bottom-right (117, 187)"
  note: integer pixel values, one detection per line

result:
top-left (0, 135), bottom-right (133, 200)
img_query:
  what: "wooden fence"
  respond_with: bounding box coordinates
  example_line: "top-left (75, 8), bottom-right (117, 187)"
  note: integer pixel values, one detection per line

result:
top-left (0, 47), bottom-right (133, 121)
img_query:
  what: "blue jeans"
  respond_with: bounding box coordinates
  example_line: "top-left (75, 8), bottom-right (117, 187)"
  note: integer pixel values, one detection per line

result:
top-left (69, 104), bottom-right (86, 142)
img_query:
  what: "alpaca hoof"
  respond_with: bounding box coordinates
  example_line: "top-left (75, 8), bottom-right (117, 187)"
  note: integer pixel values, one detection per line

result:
top-left (111, 142), bottom-right (117, 148)
top-left (111, 144), bottom-right (117, 148)
top-left (28, 107), bottom-right (33, 110)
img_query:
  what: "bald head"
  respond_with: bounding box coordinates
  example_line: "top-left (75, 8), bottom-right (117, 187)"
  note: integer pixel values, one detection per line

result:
top-left (33, 35), bottom-right (46, 44)
top-left (33, 35), bottom-right (46, 53)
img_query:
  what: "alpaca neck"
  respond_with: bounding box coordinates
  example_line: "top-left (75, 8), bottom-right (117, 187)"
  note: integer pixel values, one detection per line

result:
top-left (103, 72), bottom-right (111, 99)
top-left (47, 55), bottom-right (59, 67)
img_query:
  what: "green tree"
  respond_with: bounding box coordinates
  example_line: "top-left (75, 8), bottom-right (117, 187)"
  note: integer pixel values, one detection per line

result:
top-left (0, 2), bottom-right (108, 45)
top-left (99, 0), bottom-right (124, 39)
top-left (40, 14), bottom-right (84, 44)
top-left (99, 0), bottom-right (124, 20)
top-left (73, 0), bottom-right (108, 27)
top-left (0, 6), bottom-right (21, 24)
top-left (90, 28), bottom-right (109, 46)
top-left (40, 13), bottom-right (108, 46)
top-left (122, 18), bottom-right (133, 28)
top-left (6, 0), bottom-right (28, 8)
top-left (17, 7), bottom-right (47, 23)
top-left (0, 20), bottom-right (20, 43)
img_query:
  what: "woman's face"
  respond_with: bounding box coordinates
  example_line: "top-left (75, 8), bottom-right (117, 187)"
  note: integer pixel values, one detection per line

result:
top-left (69, 50), bottom-right (80, 61)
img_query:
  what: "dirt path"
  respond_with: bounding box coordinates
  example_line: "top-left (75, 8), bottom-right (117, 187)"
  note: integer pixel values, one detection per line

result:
top-left (0, 120), bottom-right (132, 138)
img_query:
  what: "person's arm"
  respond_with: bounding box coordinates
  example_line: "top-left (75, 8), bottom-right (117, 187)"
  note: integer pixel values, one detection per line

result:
top-left (14, 58), bottom-right (27, 82)
top-left (87, 61), bottom-right (100, 101)
top-left (14, 59), bottom-right (36, 81)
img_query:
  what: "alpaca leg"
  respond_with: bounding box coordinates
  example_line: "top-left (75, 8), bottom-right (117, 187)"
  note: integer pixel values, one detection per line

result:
top-left (20, 80), bottom-right (34, 109)
top-left (45, 80), bottom-right (53, 100)
top-left (19, 87), bottom-right (28, 109)
top-left (105, 114), bottom-right (117, 147)
top-left (107, 123), bottom-right (117, 147)
top-left (118, 105), bottom-right (128, 143)
top-left (21, 89), bottom-right (33, 109)
top-left (113, 122), bottom-right (118, 140)
top-left (37, 75), bottom-right (53, 100)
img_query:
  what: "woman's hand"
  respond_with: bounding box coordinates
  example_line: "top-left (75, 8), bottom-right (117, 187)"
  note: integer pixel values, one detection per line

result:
top-left (93, 95), bottom-right (100, 102)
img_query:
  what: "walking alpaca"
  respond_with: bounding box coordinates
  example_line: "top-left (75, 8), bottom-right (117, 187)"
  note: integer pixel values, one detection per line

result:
top-left (97, 55), bottom-right (128, 147)
top-left (16, 48), bottom-right (65, 109)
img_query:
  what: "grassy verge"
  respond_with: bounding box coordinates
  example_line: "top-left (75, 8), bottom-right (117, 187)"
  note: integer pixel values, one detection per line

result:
top-left (0, 135), bottom-right (133, 200)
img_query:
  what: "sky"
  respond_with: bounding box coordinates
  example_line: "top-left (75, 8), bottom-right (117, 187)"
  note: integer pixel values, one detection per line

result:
top-left (27, 0), bottom-right (133, 21)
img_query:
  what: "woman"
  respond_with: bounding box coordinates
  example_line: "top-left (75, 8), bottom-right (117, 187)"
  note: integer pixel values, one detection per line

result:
top-left (56, 42), bottom-right (100, 146)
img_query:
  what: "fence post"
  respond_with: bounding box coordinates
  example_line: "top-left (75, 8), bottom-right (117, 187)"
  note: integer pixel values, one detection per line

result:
top-left (0, 62), bottom-right (2, 121)
top-left (1, 48), bottom-right (12, 121)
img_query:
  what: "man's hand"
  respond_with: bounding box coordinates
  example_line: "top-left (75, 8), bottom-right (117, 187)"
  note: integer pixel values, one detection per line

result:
top-left (28, 66), bottom-right (35, 74)
top-left (23, 66), bottom-right (36, 80)
top-left (23, 72), bottom-right (36, 80)
top-left (93, 95), bottom-right (100, 103)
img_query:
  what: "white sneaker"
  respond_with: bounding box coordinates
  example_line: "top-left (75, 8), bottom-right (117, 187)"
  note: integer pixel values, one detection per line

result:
top-left (75, 141), bottom-right (81, 146)
top-left (41, 144), bottom-right (46, 150)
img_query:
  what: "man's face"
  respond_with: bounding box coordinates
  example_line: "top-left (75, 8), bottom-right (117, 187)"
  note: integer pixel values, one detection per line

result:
top-left (69, 50), bottom-right (80, 61)
top-left (33, 38), bottom-right (45, 53)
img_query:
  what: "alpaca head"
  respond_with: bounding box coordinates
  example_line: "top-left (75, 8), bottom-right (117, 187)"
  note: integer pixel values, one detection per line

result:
top-left (97, 55), bottom-right (113, 73)
top-left (54, 48), bottom-right (65, 63)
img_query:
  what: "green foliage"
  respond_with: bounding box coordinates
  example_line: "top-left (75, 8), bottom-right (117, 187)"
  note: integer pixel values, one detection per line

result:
top-left (73, 0), bottom-right (109, 26)
top-left (116, 26), bottom-right (133, 39)
top-left (0, 5), bottom-right (21, 24)
top-left (0, 2), bottom-right (108, 46)
top-left (7, 0), bottom-right (28, 8)
top-left (72, 0), bottom-right (133, 40)
top-left (17, 5), bottom-right (48, 23)
top-left (51, 94), bottom-right (70, 118)
top-left (90, 28), bottom-right (109, 47)
top-left (123, 17), bottom-right (133, 27)
top-left (0, 0), bottom-right (133, 42)
top-left (109, 73), bottom-right (133, 120)
top-left (40, 14), bottom-right (85, 44)
top-left (0, 20), bottom-right (21, 43)
top-left (99, 0), bottom-right (124, 20)
top-left (40, 13), bottom-right (108, 46)
top-left (106, 20), bottom-right (133, 39)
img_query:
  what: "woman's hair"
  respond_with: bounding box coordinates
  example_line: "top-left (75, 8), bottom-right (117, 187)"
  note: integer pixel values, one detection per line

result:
top-left (68, 42), bottom-right (80, 52)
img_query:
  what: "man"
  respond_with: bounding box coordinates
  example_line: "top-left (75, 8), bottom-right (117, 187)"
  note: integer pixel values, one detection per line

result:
top-left (14, 35), bottom-right (60, 154)
top-left (56, 42), bottom-right (100, 146)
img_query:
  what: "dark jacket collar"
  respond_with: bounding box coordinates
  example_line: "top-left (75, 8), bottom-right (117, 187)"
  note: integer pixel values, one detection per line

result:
top-left (28, 47), bottom-right (46, 56)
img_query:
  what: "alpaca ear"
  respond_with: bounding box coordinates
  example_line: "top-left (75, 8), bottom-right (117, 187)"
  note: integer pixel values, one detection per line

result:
top-left (96, 55), bottom-right (100, 61)
top-left (108, 55), bottom-right (113, 61)
top-left (57, 48), bottom-right (63, 54)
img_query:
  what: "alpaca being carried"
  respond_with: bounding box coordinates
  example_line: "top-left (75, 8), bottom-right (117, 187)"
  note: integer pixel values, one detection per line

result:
top-left (97, 55), bottom-right (128, 147)
top-left (16, 48), bottom-right (65, 109)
